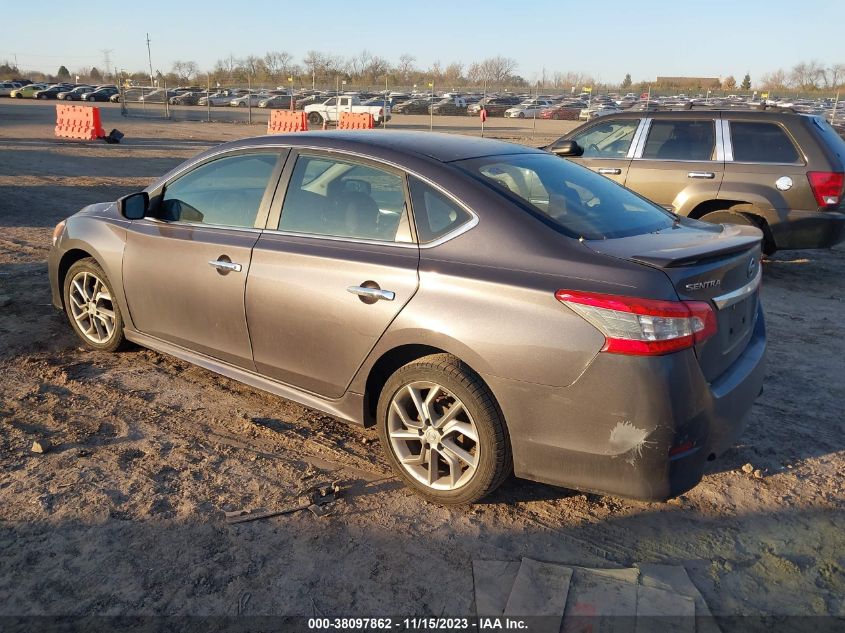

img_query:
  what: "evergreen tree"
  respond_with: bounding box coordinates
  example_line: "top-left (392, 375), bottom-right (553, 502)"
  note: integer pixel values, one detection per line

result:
top-left (741, 73), bottom-right (751, 90)
top-left (621, 73), bottom-right (632, 89)
top-left (90, 66), bottom-right (103, 82)
top-left (57, 65), bottom-right (71, 79)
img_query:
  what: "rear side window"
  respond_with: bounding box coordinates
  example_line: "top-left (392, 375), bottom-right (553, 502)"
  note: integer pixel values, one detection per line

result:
top-left (408, 177), bottom-right (473, 243)
top-left (278, 154), bottom-right (410, 242)
top-left (730, 121), bottom-right (800, 163)
top-left (642, 120), bottom-right (715, 161)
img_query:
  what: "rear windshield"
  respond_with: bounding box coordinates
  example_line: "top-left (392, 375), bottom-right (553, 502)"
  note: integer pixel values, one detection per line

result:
top-left (454, 153), bottom-right (675, 239)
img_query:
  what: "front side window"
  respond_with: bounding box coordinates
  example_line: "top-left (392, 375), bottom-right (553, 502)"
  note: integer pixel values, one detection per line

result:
top-left (641, 120), bottom-right (716, 161)
top-left (278, 154), bottom-right (410, 242)
top-left (159, 152), bottom-right (278, 227)
top-left (570, 119), bottom-right (641, 158)
top-left (456, 153), bottom-right (674, 240)
top-left (730, 121), bottom-right (801, 163)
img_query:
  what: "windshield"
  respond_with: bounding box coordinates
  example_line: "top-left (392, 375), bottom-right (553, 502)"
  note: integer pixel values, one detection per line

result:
top-left (455, 153), bottom-right (675, 239)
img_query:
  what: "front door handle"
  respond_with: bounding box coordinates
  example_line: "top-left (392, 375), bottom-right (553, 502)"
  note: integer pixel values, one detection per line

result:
top-left (208, 259), bottom-right (242, 273)
top-left (347, 285), bottom-right (395, 302)
top-left (597, 167), bottom-right (622, 175)
top-left (688, 171), bottom-right (715, 179)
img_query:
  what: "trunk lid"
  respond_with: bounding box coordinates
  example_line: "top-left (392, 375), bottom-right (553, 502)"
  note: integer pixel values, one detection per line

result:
top-left (585, 219), bottom-right (763, 381)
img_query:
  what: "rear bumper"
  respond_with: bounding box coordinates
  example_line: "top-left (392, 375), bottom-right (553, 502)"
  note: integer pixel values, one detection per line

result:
top-left (486, 304), bottom-right (766, 501)
top-left (762, 208), bottom-right (845, 249)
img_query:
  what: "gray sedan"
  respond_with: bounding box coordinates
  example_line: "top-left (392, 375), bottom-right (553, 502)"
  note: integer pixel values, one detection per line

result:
top-left (48, 132), bottom-right (766, 504)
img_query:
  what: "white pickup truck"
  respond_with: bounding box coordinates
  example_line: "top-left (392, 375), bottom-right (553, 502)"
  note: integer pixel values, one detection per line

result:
top-left (304, 96), bottom-right (391, 126)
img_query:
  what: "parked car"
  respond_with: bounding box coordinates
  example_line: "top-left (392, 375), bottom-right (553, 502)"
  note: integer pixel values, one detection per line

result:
top-left (57, 86), bottom-right (95, 101)
top-left (138, 89), bottom-right (177, 103)
top-left (539, 102), bottom-right (585, 120)
top-left (0, 81), bottom-right (20, 96)
top-left (81, 86), bottom-right (119, 102)
top-left (429, 97), bottom-right (468, 116)
top-left (34, 85), bottom-right (71, 100)
top-left (229, 92), bottom-right (271, 107)
top-left (10, 83), bottom-right (48, 98)
top-left (304, 95), bottom-right (390, 125)
top-left (580, 104), bottom-right (623, 120)
top-left (548, 109), bottom-right (845, 253)
top-left (258, 94), bottom-right (295, 109)
top-left (169, 91), bottom-right (202, 106)
top-left (197, 91), bottom-right (237, 107)
top-left (392, 98), bottom-right (432, 114)
top-left (48, 132), bottom-right (766, 504)
top-left (505, 99), bottom-right (554, 118)
top-left (467, 96), bottom-right (522, 117)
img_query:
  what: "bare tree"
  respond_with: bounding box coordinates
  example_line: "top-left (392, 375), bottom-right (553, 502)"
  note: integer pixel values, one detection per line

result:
top-left (264, 51), bottom-right (293, 81)
top-left (396, 53), bottom-right (416, 80)
top-left (790, 60), bottom-right (825, 89)
top-left (443, 62), bottom-right (464, 86)
top-left (826, 63), bottom-right (845, 89)
top-left (760, 68), bottom-right (787, 90)
top-left (467, 56), bottom-right (519, 87)
top-left (171, 60), bottom-right (199, 83)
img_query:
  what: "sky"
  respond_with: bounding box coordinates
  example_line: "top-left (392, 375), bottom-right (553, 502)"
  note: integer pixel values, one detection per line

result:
top-left (3, 0), bottom-right (842, 84)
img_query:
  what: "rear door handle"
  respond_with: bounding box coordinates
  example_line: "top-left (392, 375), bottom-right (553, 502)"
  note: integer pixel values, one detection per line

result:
top-left (347, 285), bottom-right (395, 302)
top-left (597, 168), bottom-right (622, 175)
top-left (688, 171), bottom-right (715, 179)
top-left (208, 259), bottom-right (242, 272)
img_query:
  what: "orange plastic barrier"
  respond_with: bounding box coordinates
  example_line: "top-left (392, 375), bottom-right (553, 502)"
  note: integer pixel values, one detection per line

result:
top-left (338, 112), bottom-right (374, 130)
top-left (267, 110), bottom-right (309, 133)
top-left (54, 104), bottom-right (105, 140)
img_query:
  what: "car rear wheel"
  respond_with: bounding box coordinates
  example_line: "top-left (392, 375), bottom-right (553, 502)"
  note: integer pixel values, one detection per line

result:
top-left (376, 354), bottom-right (512, 505)
top-left (698, 209), bottom-right (776, 255)
top-left (63, 258), bottom-right (126, 352)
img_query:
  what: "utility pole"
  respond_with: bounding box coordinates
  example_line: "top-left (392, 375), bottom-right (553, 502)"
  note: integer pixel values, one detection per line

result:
top-left (101, 49), bottom-right (113, 83)
top-left (146, 33), bottom-right (154, 86)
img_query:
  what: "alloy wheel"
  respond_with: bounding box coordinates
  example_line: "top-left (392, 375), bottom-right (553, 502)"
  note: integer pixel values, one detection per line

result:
top-left (68, 270), bottom-right (117, 344)
top-left (387, 381), bottom-right (480, 490)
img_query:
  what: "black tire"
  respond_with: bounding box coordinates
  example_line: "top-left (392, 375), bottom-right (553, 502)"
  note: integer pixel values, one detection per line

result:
top-left (376, 353), bottom-right (512, 505)
top-left (308, 111), bottom-right (323, 126)
top-left (63, 258), bottom-right (127, 352)
top-left (698, 209), bottom-right (777, 255)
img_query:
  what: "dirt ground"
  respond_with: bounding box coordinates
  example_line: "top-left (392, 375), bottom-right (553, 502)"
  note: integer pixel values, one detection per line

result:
top-left (1, 100), bottom-right (843, 625)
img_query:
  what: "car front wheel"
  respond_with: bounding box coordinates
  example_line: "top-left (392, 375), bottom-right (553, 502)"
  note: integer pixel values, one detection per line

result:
top-left (376, 354), bottom-right (512, 505)
top-left (308, 112), bottom-right (323, 126)
top-left (63, 258), bottom-right (126, 352)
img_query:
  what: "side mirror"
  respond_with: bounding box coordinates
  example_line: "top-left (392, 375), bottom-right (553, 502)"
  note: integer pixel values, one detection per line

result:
top-left (549, 140), bottom-right (584, 157)
top-left (118, 191), bottom-right (148, 220)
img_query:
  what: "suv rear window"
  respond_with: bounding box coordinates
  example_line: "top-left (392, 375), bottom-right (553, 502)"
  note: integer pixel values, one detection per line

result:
top-left (730, 121), bottom-right (800, 163)
top-left (456, 153), bottom-right (674, 240)
top-left (642, 120), bottom-right (715, 161)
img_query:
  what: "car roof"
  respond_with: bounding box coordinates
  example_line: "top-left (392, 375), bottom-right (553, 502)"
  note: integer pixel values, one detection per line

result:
top-left (224, 131), bottom-right (544, 163)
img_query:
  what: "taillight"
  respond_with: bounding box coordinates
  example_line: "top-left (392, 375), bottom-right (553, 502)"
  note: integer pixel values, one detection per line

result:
top-left (555, 290), bottom-right (717, 356)
top-left (807, 171), bottom-right (844, 207)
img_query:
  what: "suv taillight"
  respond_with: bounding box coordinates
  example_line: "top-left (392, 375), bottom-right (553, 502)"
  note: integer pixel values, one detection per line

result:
top-left (807, 171), bottom-right (844, 207)
top-left (555, 290), bottom-right (717, 356)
